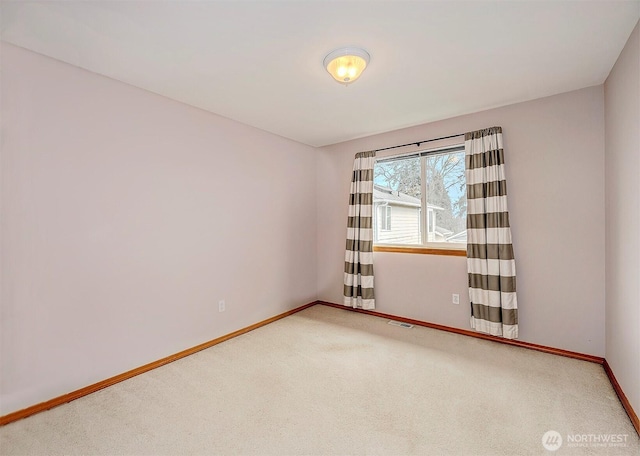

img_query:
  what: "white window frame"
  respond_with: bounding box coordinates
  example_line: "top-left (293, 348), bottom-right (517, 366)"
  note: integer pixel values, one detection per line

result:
top-left (379, 205), bottom-right (391, 231)
top-left (427, 208), bottom-right (435, 234)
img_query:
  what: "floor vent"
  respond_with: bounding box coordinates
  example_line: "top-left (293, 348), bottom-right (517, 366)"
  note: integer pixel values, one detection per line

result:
top-left (387, 320), bottom-right (414, 329)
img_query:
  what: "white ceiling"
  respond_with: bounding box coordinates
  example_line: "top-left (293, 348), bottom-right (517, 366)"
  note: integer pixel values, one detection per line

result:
top-left (1, 1), bottom-right (638, 147)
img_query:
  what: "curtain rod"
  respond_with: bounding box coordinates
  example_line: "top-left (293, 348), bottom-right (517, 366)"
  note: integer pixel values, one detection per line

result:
top-left (374, 133), bottom-right (464, 153)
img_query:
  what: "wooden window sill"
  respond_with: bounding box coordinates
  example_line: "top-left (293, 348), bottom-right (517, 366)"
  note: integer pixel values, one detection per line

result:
top-left (373, 245), bottom-right (466, 256)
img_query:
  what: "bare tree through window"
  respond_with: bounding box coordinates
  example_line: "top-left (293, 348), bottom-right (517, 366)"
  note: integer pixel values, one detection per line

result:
top-left (374, 147), bottom-right (466, 246)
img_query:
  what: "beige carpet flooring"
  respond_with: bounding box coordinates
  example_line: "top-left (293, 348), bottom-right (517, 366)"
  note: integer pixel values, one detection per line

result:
top-left (1, 304), bottom-right (638, 455)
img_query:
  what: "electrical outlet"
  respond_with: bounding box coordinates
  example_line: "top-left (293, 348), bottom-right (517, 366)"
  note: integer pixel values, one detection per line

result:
top-left (452, 294), bottom-right (460, 305)
top-left (218, 300), bottom-right (225, 312)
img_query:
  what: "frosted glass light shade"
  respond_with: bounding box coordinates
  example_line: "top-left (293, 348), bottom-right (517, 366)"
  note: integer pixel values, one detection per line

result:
top-left (323, 47), bottom-right (370, 85)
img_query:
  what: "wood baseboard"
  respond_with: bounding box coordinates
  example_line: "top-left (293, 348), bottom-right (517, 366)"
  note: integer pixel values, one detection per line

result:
top-left (0, 301), bottom-right (317, 427)
top-left (320, 301), bottom-right (640, 436)
top-left (603, 360), bottom-right (640, 435)
top-left (319, 301), bottom-right (604, 363)
top-left (3, 300), bottom-right (638, 438)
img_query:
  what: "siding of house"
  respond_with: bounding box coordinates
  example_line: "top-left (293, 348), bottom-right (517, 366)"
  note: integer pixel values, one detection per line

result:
top-left (376, 204), bottom-right (420, 245)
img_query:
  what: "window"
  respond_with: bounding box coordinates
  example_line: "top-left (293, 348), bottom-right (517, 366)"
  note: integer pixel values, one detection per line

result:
top-left (378, 205), bottom-right (392, 231)
top-left (373, 145), bottom-right (467, 249)
top-left (427, 208), bottom-right (435, 235)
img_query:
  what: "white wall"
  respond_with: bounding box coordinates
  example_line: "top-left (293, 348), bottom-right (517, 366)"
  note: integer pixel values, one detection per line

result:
top-left (3, 34), bottom-right (631, 418)
top-left (318, 86), bottom-right (606, 356)
top-left (0, 44), bottom-right (318, 415)
top-left (604, 21), bottom-right (640, 417)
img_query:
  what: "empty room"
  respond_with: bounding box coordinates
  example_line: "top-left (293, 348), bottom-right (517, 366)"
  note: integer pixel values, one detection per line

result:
top-left (1, 1), bottom-right (639, 455)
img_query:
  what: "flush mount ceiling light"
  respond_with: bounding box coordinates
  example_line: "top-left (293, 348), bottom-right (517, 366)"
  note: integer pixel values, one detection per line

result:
top-left (323, 47), bottom-right (370, 86)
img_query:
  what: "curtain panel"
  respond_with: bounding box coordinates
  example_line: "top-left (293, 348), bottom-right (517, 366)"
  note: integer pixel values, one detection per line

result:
top-left (344, 150), bottom-right (376, 309)
top-left (465, 127), bottom-right (518, 339)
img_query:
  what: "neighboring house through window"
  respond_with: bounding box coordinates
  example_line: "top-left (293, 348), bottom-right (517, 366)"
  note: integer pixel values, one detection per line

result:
top-left (373, 145), bottom-right (467, 248)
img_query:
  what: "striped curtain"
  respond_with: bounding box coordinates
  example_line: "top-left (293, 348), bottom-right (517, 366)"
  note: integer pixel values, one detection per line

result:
top-left (344, 150), bottom-right (376, 310)
top-left (465, 127), bottom-right (518, 339)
